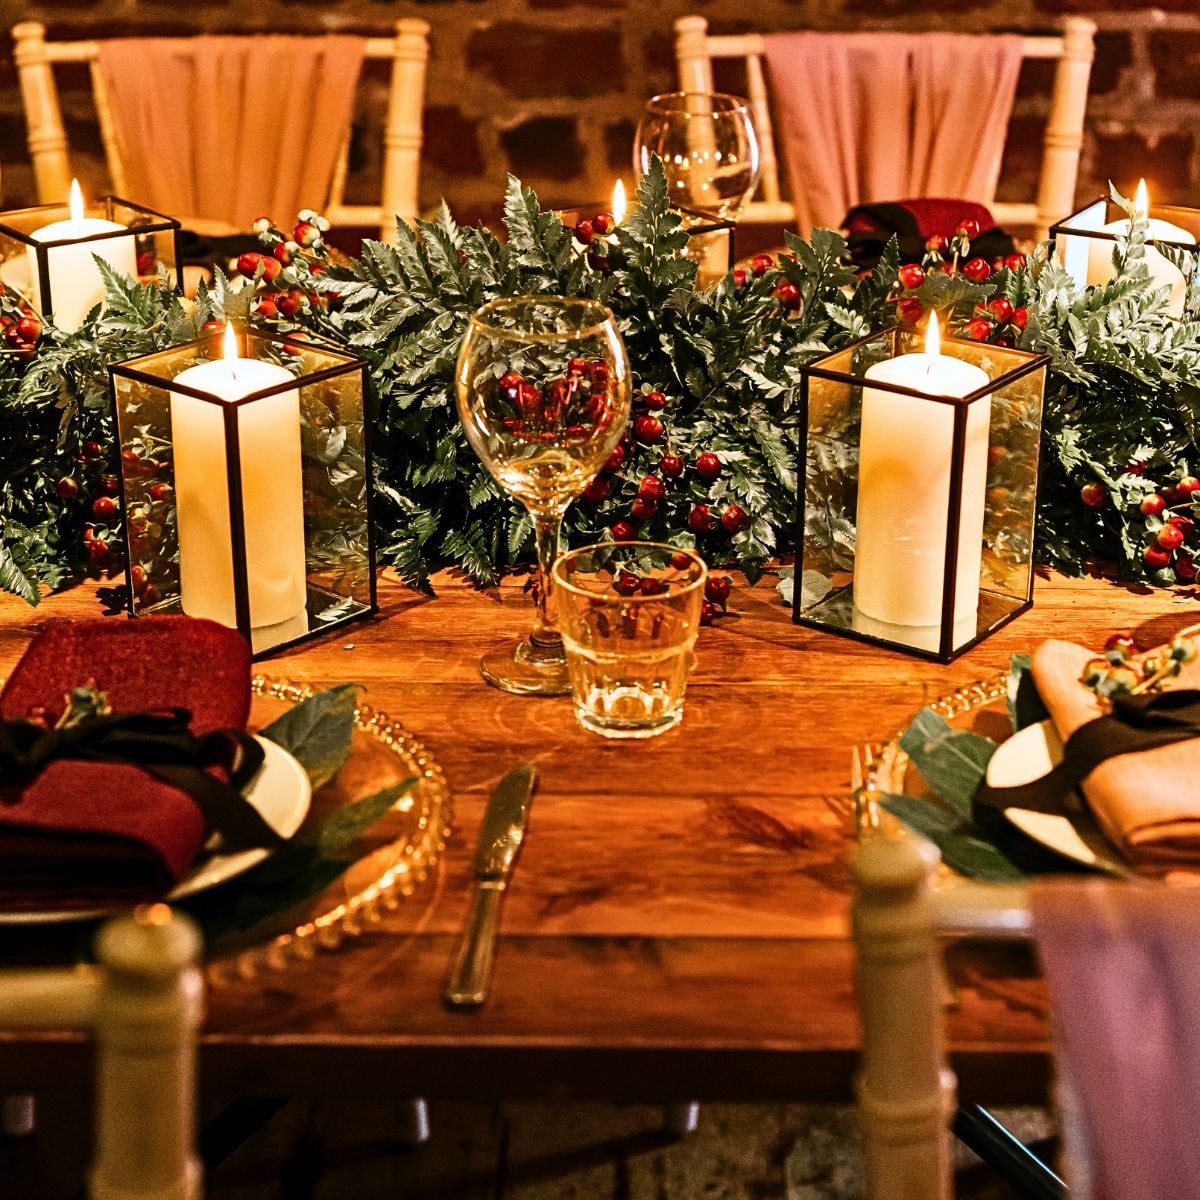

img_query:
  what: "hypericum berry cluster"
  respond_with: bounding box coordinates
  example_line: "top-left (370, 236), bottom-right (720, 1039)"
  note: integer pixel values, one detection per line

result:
top-left (961, 296), bottom-right (1028, 346)
top-left (0, 294), bottom-right (41, 358)
top-left (239, 211), bottom-right (335, 322)
top-left (495, 357), bottom-right (615, 440)
top-left (1082, 628), bottom-right (1199, 700)
top-left (572, 208), bottom-right (617, 273)
top-left (730, 252), bottom-right (802, 313)
top-left (607, 560), bottom-right (732, 628)
top-left (1131, 473), bottom-right (1200, 583)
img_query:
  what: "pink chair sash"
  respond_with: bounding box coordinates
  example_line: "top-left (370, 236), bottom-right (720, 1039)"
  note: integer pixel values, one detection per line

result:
top-left (96, 36), bottom-right (366, 231)
top-left (763, 32), bottom-right (1023, 234)
top-left (1032, 878), bottom-right (1200, 1200)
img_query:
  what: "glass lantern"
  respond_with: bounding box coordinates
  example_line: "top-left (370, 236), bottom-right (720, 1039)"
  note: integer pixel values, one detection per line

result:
top-left (1050, 195), bottom-right (1200, 318)
top-left (0, 194), bottom-right (181, 332)
top-left (108, 327), bottom-right (376, 656)
top-left (794, 325), bottom-right (1049, 662)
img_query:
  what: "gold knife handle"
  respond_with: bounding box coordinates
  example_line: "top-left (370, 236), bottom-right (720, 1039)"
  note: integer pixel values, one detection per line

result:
top-left (445, 880), bottom-right (505, 1008)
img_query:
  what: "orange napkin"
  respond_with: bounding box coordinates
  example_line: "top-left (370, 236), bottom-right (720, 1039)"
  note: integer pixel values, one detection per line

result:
top-left (1032, 639), bottom-right (1200, 864)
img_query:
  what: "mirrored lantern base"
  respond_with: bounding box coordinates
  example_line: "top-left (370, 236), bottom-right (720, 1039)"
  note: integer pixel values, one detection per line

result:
top-left (480, 634), bottom-right (572, 696)
top-left (139, 582), bottom-right (373, 658)
top-left (796, 582), bottom-right (1031, 663)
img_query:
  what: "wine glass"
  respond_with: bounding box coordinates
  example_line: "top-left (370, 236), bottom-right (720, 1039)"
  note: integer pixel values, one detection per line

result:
top-left (456, 297), bottom-right (631, 695)
top-left (634, 92), bottom-right (762, 224)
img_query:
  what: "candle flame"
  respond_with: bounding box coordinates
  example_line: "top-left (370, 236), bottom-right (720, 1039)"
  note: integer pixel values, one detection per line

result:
top-left (223, 322), bottom-right (239, 363)
top-left (612, 179), bottom-right (627, 226)
top-left (1134, 178), bottom-right (1149, 221)
top-left (69, 179), bottom-right (84, 222)
top-left (925, 309), bottom-right (941, 357)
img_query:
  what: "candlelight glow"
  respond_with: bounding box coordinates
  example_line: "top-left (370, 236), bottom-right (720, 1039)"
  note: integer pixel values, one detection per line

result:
top-left (925, 309), bottom-right (941, 357)
top-left (613, 179), bottom-right (627, 225)
top-left (223, 322), bottom-right (239, 363)
top-left (68, 179), bottom-right (84, 222)
top-left (1134, 178), bottom-right (1150, 221)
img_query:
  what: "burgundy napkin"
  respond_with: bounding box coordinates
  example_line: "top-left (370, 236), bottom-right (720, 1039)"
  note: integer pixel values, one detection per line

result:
top-left (0, 617), bottom-right (252, 910)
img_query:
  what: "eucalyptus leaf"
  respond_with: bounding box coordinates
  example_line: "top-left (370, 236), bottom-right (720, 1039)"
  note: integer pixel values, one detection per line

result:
top-left (898, 708), bottom-right (997, 819)
top-left (1007, 654), bottom-right (1050, 732)
top-left (311, 778), bottom-right (416, 855)
top-left (260, 683), bottom-right (359, 789)
top-left (880, 792), bottom-right (1027, 882)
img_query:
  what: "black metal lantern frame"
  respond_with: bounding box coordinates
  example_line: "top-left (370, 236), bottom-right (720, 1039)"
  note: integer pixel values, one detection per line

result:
top-left (1049, 197), bottom-right (1200, 296)
top-left (0, 196), bottom-right (182, 330)
top-left (794, 326), bottom-right (1049, 663)
top-left (558, 200), bottom-right (736, 274)
top-left (108, 328), bottom-right (377, 658)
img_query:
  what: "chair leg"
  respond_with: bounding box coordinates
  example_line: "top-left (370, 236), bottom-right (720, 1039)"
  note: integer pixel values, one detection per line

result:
top-left (662, 1101), bottom-right (699, 1136)
top-left (398, 1098), bottom-right (430, 1146)
top-left (2, 1094), bottom-right (35, 1137)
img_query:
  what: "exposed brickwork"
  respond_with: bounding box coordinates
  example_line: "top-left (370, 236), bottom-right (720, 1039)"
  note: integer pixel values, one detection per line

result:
top-left (0, 0), bottom-right (1198, 228)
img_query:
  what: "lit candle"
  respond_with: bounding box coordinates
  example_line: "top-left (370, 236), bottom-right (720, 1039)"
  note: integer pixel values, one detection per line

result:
top-left (1087, 179), bottom-right (1196, 318)
top-left (171, 324), bottom-right (308, 634)
top-left (27, 180), bottom-right (137, 332)
top-left (854, 313), bottom-right (992, 635)
top-left (612, 179), bottom-right (627, 225)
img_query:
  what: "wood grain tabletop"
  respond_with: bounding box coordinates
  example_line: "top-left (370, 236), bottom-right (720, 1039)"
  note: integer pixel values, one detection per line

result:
top-left (0, 566), bottom-right (1192, 1104)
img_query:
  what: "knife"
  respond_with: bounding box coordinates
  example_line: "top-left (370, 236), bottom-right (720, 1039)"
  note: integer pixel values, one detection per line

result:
top-left (444, 763), bottom-right (537, 1008)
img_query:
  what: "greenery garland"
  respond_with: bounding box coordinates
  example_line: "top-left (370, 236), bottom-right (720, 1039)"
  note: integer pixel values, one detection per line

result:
top-left (3, 162), bottom-right (1200, 609)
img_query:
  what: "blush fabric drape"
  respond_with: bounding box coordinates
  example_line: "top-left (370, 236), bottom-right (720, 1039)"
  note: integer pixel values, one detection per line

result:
top-left (97, 36), bottom-right (366, 232)
top-left (762, 33), bottom-right (1023, 234)
top-left (1032, 879), bottom-right (1200, 1200)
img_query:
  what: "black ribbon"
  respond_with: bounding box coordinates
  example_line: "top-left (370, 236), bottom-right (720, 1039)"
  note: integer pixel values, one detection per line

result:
top-left (0, 708), bottom-right (283, 851)
top-left (976, 688), bottom-right (1200, 818)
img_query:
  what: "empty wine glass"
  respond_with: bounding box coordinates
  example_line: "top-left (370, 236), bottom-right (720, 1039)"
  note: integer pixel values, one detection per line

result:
top-left (634, 92), bottom-right (761, 224)
top-left (456, 297), bottom-right (631, 695)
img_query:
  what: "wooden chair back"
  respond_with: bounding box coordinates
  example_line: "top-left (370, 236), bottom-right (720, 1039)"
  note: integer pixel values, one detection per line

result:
top-left (673, 16), bottom-right (1096, 240)
top-left (11, 19), bottom-right (430, 242)
top-left (0, 906), bottom-right (203, 1200)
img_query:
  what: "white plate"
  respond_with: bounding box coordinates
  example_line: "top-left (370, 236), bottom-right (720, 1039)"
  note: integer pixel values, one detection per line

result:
top-left (0, 736), bottom-right (312, 925)
top-left (985, 720), bottom-right (1127, 874)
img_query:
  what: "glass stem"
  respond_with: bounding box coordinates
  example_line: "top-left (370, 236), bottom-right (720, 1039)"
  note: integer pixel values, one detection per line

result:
top-left (530, 510), bottom-right (564, 647)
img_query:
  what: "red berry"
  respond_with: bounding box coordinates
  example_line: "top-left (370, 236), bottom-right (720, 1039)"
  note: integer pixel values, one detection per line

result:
top-left (925, 234), bottom-right (949, 255)
top-left (1011, 307), bottom-right (1028, 331)
top-left (92, 496), bottom-right (116, 518)
top-left (695, 453), bottom-right (721, 482)
top-left (150, 482), bottom-right (172, 501)
top-left (638, 475), bottom-right (666, 502)
top-left (590, 362), bottom-right (610, 388)
top-left (1145, 544), bottom-right (1172, 570)
top-left (592, 211), bottom-right (615, 235)
top-left (634, 415), bottom-right (664, 444)
top-left (518, 383), bottom-right (541, 414)
top-left (995, 336), bottom-right (1015, 348)
top-left (898, 263), bottom-right (925, 290)
top-left (957, 218), bottom-right (982, 241)
top-left (573, 219), bottom-right (595, 245)
top-left (276, 292), bottom-right (302, 318)
top-left (962, 257), bottom-right (992, 283)
top-left (688, 504), bottom-right (715, 533)
top-left (896, 297), bottom-right (925, 325)
top-left (964, 318), bottom-right (992, 342)
top-left (583, 476), bottom-right (610, 504)
top-left (587, 252), bottom-right (610, 272)
top-left (659, 452), bottom-right (684, 479)
top-left (721, 504), bottom-right (749, 534)
top-left (630, 497), bottom-right (658, 522)
top-left (1104, 633), bottom-right (1137, 657)
top-left (1178, 475), bottom-right (1200, 497)
top-left (1170, 514), bottom-right (1195, 535)
top-left (1004, 254), bottom-right (1025, 272)
top-left (732, 268), bottom-right (748, 287)
top-left (141, 584), bottom-right (161, 605)
top-left (1177, 552), bottom-right (1199, 582)
top-left (566, 358), bottom-right (587, 378)
top-left (1080, 482), bottom-right (1108, 508)
top-left (705, 576), bottom-right (731, 604)
top-left (603, 446), bottom-right (625, 474)
top-left (616, 570), bottom-right (641, 595)
top-left (15, 315), bottom-right (40, 341)
top-left (55, 476), bottom-right (78, 500)
top-left (255, 298), bottom-right (278, 319)
top-left (643, 390), bottom-right (666, 411)
top-left (751, 253), bottom-right (774, 277)
top-left (639, 577), bottom-right (668, 596)
top-left (100, 474), bottom-right (120, 496)
top-left (129, 563), bottom-right (148, 591)
top-left (610, 520), bottom-right (636, 542)
top-left (499, 370), bottom-right (523, 393)
top-left (88, 537), bottom-right (109, 561)
top-left (260, 257), bottom-right (282, 282)
top-left (1140, 494), bottom-right (1167, 517)
top-left (1157, 524), bottom-right (1186, 551)
top-left (236, 251), bottom-right (263, 276)
top-left (82, 440), bottom-right (102, 460)
top-left (670, 551), bottom-right (693, 570)
top-left (273, 242), bottom-right (293, 266)
top-left (774, 280), bottom-right (801, 310)
top-left (293, 220), bottom-right (320, 247)
top-left (699, 600), bottom-right (716, 626)
top-left (987, 298), bottom-right (1014, 324)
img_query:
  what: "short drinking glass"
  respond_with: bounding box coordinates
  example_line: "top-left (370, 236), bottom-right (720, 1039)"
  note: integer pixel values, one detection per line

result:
top-left (456, 297), bottom-right (631, 695)
top-left (553, 543), bottom-right (707, 738)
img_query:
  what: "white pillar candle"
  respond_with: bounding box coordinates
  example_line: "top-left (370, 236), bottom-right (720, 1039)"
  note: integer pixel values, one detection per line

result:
top-left (171, 324), bottom-right (308, 632)
top-left (1086, 180), bottom-right (1196, 319)
top-left (27, 180), bottom-right (137, 332)
top-left (854, 314), bottom-right (992, 634)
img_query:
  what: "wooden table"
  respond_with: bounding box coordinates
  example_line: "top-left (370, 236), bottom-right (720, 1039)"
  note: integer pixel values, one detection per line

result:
top-left (0, 568), bottom-right (1189, 1105)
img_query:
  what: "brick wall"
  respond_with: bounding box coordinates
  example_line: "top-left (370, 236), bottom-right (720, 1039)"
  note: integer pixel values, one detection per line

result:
top-left (1, 0), bottom-right (1198, 231)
